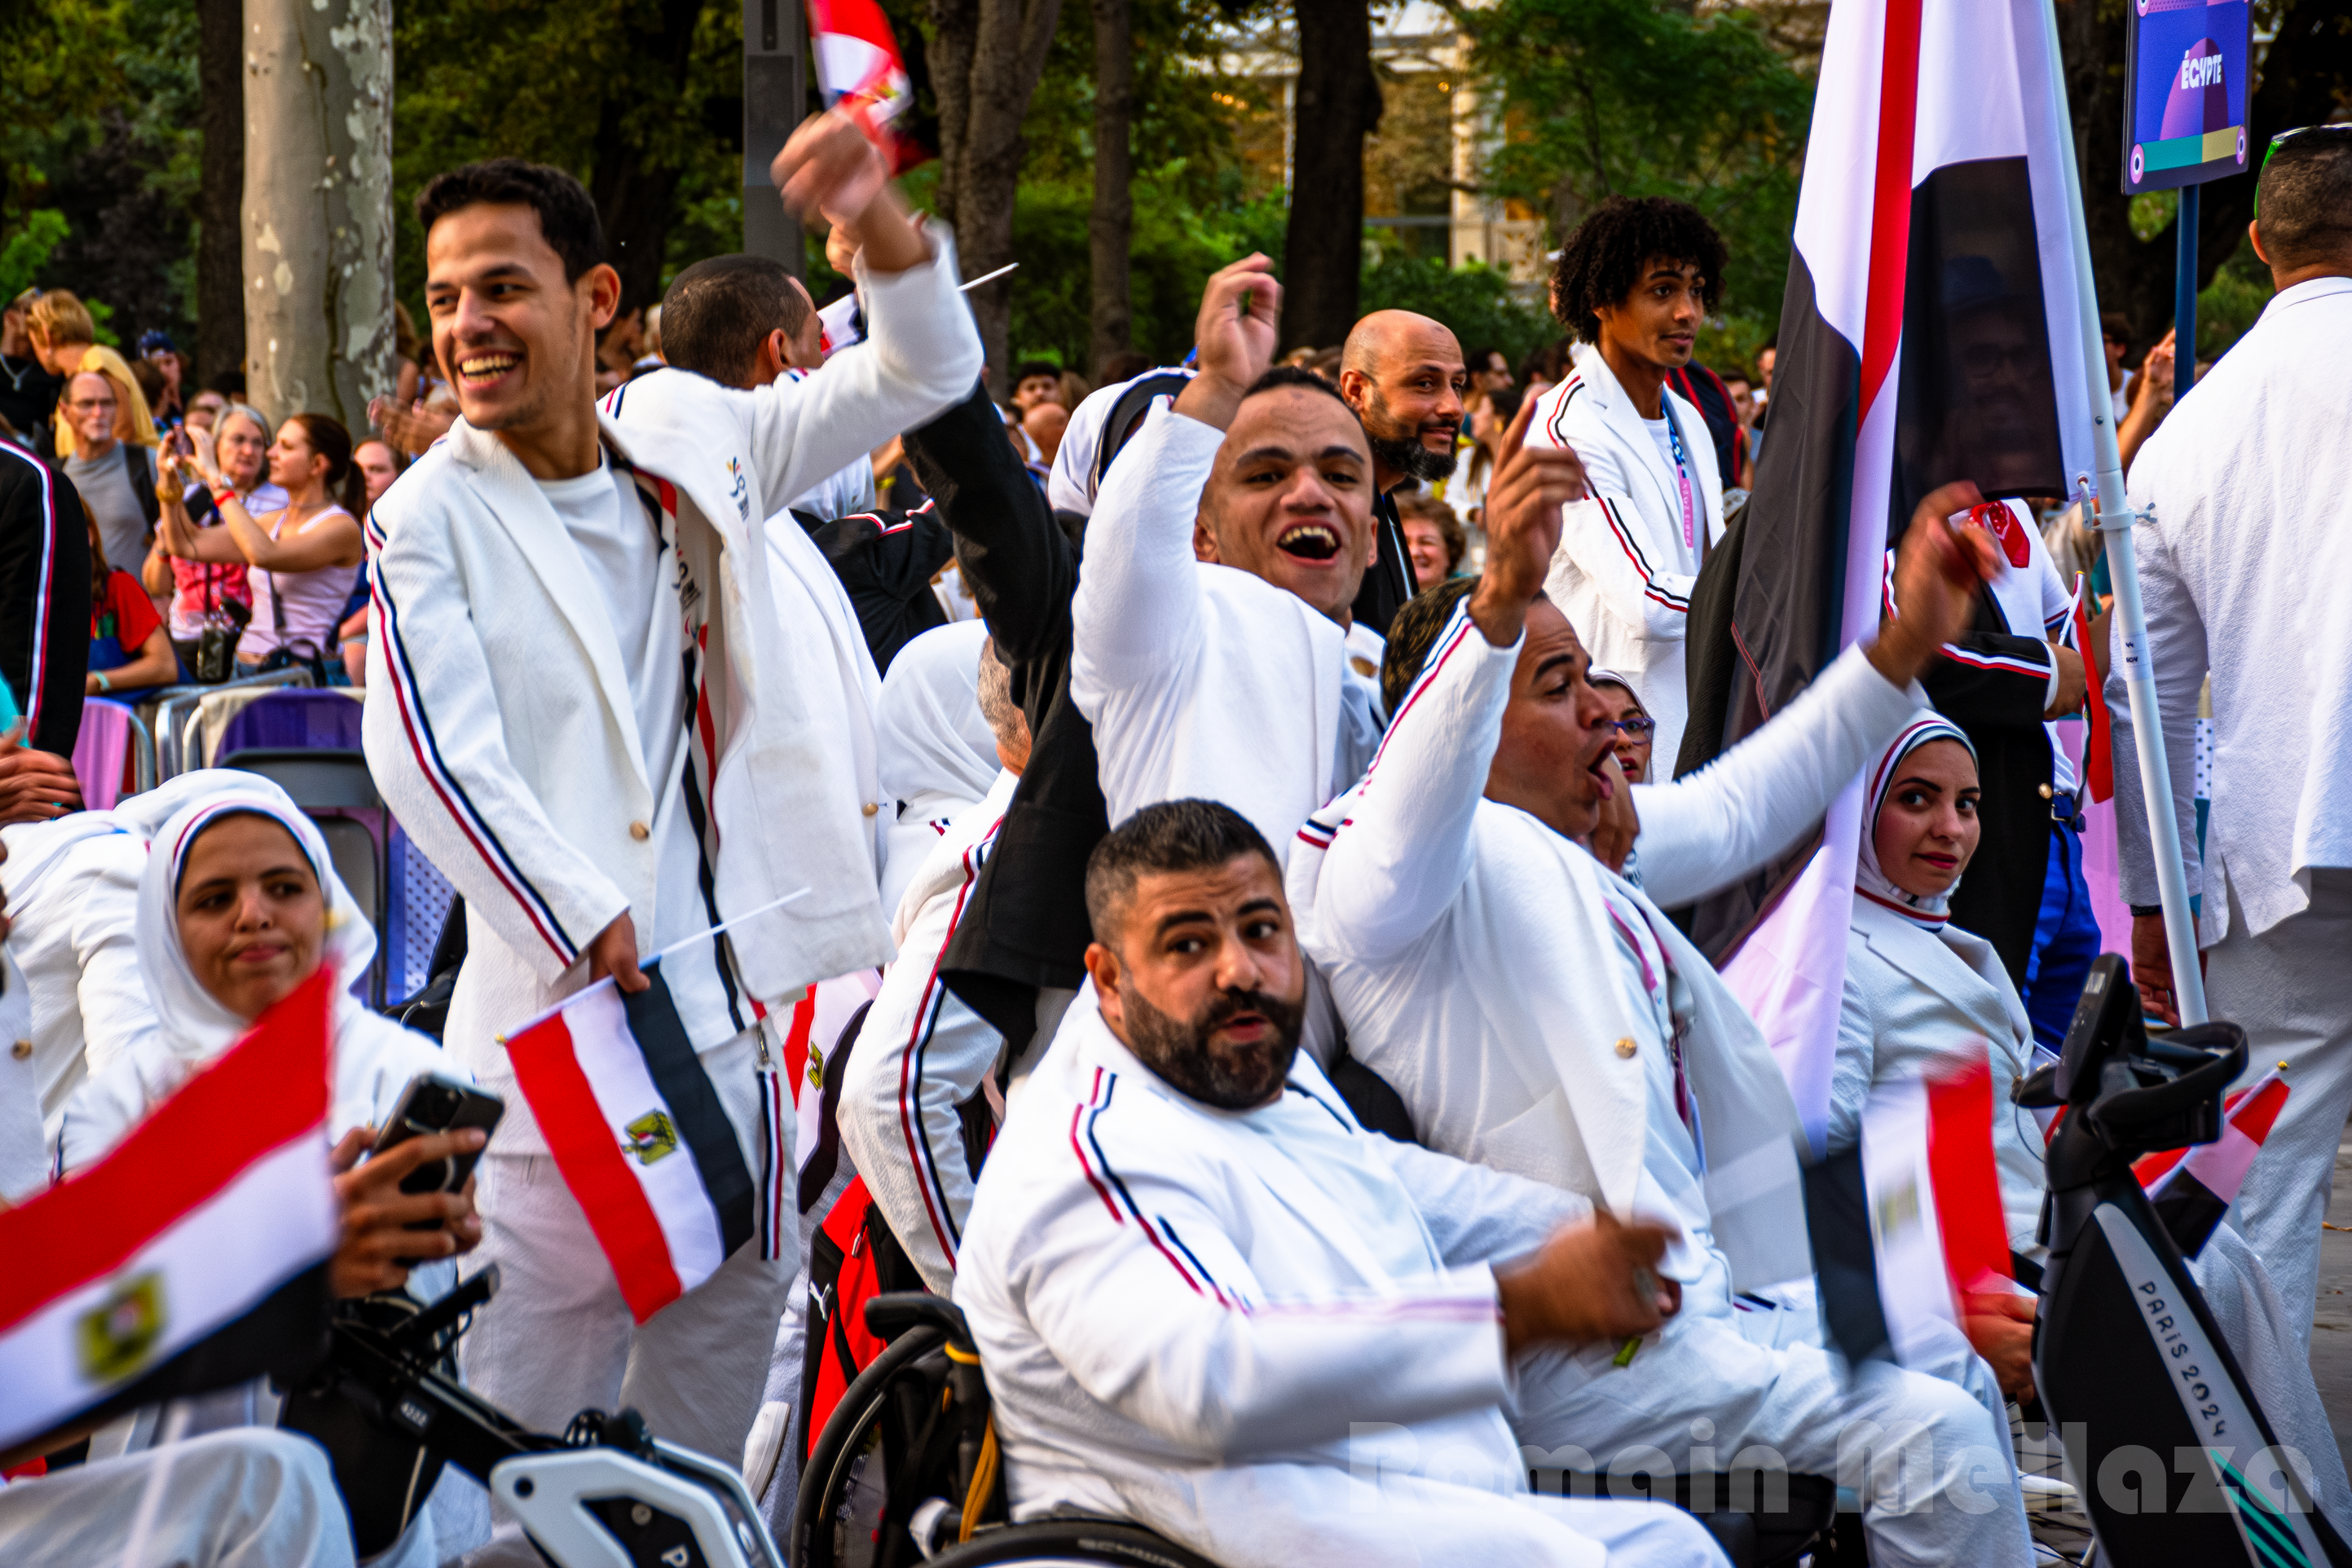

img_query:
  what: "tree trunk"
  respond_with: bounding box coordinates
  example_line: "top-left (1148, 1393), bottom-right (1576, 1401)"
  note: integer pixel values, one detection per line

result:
top-left (1280, 0), bottom-right (1382, 355)
top-left (589, 0), bottom-right (707, 317)
top-left (1086, 0), bottom-right (1134, 379)
top-left (241, 0), bottom-right (396, 429)
top-left (196, 0), bottom-right (244, 390)
top-left (930, 0), bottom-right (1066, 396)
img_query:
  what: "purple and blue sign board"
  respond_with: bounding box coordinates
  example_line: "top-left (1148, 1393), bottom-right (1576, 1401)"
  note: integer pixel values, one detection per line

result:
top-left (2121, 0), bottom-right (2253, 194)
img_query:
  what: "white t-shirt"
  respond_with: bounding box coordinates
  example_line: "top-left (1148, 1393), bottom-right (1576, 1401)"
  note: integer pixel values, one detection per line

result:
top-left (1642, 413), bottom-right (1697, 548)
top-left (539, 458), bottom-right (748, 1050)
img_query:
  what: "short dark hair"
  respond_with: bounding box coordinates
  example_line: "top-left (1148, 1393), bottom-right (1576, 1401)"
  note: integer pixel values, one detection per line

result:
top-left (660, 255), bottom-right (810, 388)
top-left (2100, 311), bottom-right (2131, 345)
top-left (1013, 359), bottom-right (1062, 385)
top-left (416, 159), bottom-right (606, 285)
top-left (1381, 577), bottom-right (1479, 714)
top-left (1243, 363), bottom-right (1351, 410)
top-left (2257, 130), bottom-right (2352, 271)
top-left (1085, 799), bottom-right (1280, 945)
top-left (1551, 196), bottom-right (1727, 345)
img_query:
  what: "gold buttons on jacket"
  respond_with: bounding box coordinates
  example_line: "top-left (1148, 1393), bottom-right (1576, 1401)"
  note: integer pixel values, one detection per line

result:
top-left (861, 802), bottom-right (879, 817)
top-left (1614, 1037), bottom-right (1637, 1059)
top-left (628, 820), bottom-right (651, 841)
top-left (2037, 783), bottom-right (2054, 800)
top-left (10, 1039), bottom-right (30, 1060)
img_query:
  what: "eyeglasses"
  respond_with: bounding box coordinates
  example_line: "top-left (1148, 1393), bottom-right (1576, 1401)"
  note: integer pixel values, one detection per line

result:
top-left (1607, 716), bottom-right (1657, 738)
top-left (68, 397), bottom-right (117, 413)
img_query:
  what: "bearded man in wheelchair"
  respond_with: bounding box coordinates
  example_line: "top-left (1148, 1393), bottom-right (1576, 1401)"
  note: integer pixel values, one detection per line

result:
top-left (949, 800), bottom-right (1756, 1568)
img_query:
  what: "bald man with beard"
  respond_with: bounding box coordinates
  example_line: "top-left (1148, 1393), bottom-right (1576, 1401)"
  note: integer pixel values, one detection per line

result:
top-left (1337, 310), bottom-right (1467, 636)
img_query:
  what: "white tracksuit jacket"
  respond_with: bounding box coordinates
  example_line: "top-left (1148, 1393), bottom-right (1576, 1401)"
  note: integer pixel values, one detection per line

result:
top-left (953, 1001), bottom-right (1736, 1568)
top-left (1526, 350), bottom-right (1725, 773)
top-left (1071, 403), bottom-right (1381, 859)
top-left (838, 769), bottom-right (1016, 1290)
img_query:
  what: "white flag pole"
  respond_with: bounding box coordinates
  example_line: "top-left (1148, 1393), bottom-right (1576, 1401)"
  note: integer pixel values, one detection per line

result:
top-left (2035, 0), bottom-right (2208, 1025)
top-left (649, 886), bottom-right (813, 966)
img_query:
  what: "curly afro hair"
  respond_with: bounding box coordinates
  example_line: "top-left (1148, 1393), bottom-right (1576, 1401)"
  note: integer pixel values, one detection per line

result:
top-left (1549, 196), bottom-right (1728, 346)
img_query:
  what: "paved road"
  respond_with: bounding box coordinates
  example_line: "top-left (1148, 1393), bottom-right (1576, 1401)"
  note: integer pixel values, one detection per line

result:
top-left (2310, 1124), bottom-right (2352, 1460)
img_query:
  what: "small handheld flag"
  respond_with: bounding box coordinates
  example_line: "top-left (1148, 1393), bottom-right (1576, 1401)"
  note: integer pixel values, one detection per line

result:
top-left (805, 0), bottom-right (921, 171)
top-left (1805, 1049), bottom-right (2015, 1369)
top-left (2130, 1066), bottom-right (2288, 1258)
top-left (0, 968), bottom-right (337, 1456)
top-left (506, 969), bottom-right (757, 1324)
top-left (2071, 571), bottom-right (2114, 803)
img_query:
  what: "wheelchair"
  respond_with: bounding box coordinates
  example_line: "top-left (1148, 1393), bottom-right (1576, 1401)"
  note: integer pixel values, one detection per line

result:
top-left (284, 1265), bottom-right (786, 1568)
top-left (791, 1292), bottom-right (1844, 1568)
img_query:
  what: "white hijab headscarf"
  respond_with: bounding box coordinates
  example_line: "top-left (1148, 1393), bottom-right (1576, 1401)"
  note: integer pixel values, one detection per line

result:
top-left (1856, 710), bottom-right (1978, 932)
top-left (0, 769), bottom-right (266, 902)
top-left (877, 621), bottom-right (1001, 808)
top-left (135, 785), bottom-right (377, 1060)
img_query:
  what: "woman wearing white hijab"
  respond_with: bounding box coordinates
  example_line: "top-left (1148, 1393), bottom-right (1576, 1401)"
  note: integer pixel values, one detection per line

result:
top-left (1834, 715), bottom-right (2352, 1528)
top-left (874, 620), bottom-right (1004, 911)
top-left (58, 786), bottom-right (464, 1210)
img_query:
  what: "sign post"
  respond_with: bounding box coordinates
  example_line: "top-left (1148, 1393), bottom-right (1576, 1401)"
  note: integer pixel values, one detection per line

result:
top-left (2123, 0), bottom-right (2253, 394)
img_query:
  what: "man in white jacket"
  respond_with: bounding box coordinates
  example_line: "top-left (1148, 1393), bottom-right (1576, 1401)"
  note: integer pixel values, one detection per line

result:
top-left (362, 116), bottom-right (981, 1474)
top-left (954, 797), bottom-right (1726, 1568)
top-left (838, 641), bottom-right (1027, 1289)
top-left (1072, 256), bottom-right (1389, 860)
top-left (2111, 129), bottom-right (2352, 1346)
top-left (1290, 406), bottom-right (2033, 1566)
top-left (1525, 197), bottom-right (1731, 770)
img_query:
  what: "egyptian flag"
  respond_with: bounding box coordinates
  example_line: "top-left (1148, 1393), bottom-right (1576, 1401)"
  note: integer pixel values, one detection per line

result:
top-left (1680, 0), bottom-right (2103, 1146)
top-left (806, 0), bottom-right (921, 172)
top-left (506, 970), bottom-right (759, 1324)
top-left (1805, 1052), bottom-right (2015, 1368)
top-left (0, 969), bottom-right (337, 1456)
top-left (2130, 1068), bottom-right (2290, 1258)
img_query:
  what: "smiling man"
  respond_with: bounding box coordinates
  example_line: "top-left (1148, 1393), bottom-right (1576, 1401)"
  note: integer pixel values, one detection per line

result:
top-left (1289, 399), bottom-right (2032, 1564)
top-left (1528, 196), bottom-right (1732, 771)
top-left (1337, 310), bottom-right (1467, 636)
top-left (360, 115), bottom-right (980, 1487)
top-left (1072, 256), bottom-right (1411, 862)
top-left (953, 798), bottom-right (1729, 1568)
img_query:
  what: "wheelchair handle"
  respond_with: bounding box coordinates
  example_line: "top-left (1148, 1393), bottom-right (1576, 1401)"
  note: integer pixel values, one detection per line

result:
top-left (864, 1292), bottom-right (977, 1355)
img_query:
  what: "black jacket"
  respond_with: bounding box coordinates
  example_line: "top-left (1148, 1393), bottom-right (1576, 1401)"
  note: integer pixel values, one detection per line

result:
top-left (1355, 491), bottom-right (1415, 635)
top-left (902, 385), bottom-right (1108, 1048)
top-left (791, 501), bottom-right (954, 676)
top-left (1922, 585), bottom-right (2058, 989)
top-left (0, 443), bottom-right (90, 753)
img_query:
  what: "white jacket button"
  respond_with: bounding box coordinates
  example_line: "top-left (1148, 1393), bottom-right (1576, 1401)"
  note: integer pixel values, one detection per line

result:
top-left (628, 820), bottom-right (650, 841)
top-left (1614, 1037), bottom-right (1637, 1059)
top-left (10, 1039), bottom-right (29, 1060)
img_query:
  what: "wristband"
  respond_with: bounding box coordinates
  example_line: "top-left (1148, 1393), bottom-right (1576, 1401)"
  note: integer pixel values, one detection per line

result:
top-left (95, 670), bottom-right (112, 693)
top-left (212, 487), bottom-right (237, 508)
top-left (2129, 904), bottom-right (2164, 918)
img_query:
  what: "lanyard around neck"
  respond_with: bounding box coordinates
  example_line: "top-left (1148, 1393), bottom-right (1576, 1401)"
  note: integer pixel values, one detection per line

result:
top-left (1662, 405), bottom-right (1696, 550)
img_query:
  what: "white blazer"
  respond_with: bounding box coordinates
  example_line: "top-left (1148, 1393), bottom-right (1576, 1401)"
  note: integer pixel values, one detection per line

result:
top-left (1835, 901), bottom-right (2046, 1262)
top-left (1527, 347), bottom-right (1726, 771)
top-left (363, 238), bottom-right (982, 1117)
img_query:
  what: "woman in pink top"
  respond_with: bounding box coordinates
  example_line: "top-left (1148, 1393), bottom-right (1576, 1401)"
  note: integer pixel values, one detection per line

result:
top-left (144, 403), bottom-right (280, 674)
top-left (159, 412), bottom-right (365, 675)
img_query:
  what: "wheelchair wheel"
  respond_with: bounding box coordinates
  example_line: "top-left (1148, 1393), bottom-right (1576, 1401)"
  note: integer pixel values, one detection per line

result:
top-left (927, 1519), bottom-right (1225, 1567)
top-left (791, 1322), bottom-right (952, 1568)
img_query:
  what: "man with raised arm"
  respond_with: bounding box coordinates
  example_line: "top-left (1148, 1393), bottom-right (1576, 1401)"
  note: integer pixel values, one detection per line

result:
top-left (954, 798), bottom-right (1729, 1568)
top-left (361, 115), bottom-right (981, 1475)
top-left (1290, 406), bottom-right (2033, 1566)
top-left (1071, 257), bottom-right (1390, 859)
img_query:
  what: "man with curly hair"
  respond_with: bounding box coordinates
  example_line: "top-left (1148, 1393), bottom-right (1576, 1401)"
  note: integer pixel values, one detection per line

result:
top-left (1526, 196), bottom-right (1731, 771)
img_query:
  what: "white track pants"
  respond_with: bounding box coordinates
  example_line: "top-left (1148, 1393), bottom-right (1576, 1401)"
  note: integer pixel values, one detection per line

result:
top-left (0, 1429), bottom-right (355, 1568)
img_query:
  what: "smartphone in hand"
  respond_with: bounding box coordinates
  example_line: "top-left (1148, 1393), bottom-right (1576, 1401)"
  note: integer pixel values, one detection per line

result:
top-left (372, 1073), bottom-right (504, 1223)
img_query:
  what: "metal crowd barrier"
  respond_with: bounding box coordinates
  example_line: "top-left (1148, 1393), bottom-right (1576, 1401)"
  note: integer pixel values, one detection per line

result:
top-left (134, 667), bottom-right (317, 783)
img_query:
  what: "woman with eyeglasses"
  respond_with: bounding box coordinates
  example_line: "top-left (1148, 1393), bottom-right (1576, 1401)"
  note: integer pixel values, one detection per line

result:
top-left (1588, 668), bottom-right (1657, 783)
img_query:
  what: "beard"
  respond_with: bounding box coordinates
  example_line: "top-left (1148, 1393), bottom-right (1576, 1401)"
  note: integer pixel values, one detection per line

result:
top-left (1363, 391), bottom-right (1459, 483)
top-left (1120, 984), bottom-right (1305, 1111)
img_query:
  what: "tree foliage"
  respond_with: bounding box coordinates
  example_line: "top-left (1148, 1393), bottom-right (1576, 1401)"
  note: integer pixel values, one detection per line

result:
top-left (1453, 0), bottom-right (1812, 344)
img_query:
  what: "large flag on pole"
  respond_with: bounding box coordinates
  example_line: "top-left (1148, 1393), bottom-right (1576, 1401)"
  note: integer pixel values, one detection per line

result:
top-left (1680, 0), bottom-right (2103, 1147)
top-left (0, 969), bottom-right (337, 1455)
